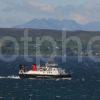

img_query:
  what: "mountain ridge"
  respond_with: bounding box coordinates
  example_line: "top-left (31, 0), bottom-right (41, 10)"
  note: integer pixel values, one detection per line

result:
top-left (15, 19), bottom-right (100, 31)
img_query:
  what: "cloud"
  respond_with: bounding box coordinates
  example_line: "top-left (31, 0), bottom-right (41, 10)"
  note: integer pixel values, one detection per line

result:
top-left (25, 0), bottom-right (56, 13)
top-left (69, 13), bottom-right (89, 24)
top-left (0, 0), bottom-right (57, 27)
top-left (0, 0), bottom-right (100, 27)
top-left (62, 0), bottom-right (100, 24)
top-left (39, 5), bottom-right (55, 13)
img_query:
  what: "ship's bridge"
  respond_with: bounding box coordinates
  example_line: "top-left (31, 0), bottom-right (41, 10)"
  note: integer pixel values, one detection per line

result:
top-left (45, 63), bottom-right (58, 68)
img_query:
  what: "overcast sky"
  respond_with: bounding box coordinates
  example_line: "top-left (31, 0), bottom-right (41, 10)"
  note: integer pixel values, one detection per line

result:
top-left (0, 0), bottom-right (99, 27)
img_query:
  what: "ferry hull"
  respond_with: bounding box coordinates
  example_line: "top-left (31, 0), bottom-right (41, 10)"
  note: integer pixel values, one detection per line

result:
top-left (19, 74), bottom-right (71, 79)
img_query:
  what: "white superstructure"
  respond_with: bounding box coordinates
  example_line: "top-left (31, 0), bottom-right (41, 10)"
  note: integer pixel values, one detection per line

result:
top-left (19, 63), bottom-right (67, 75)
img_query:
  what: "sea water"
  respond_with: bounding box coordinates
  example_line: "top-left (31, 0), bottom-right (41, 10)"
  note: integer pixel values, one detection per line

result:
top-left (0, 56), bottom-right (100, 100)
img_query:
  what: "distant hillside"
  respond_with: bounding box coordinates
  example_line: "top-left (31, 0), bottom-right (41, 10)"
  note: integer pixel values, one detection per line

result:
top-left (15, 19), bottom-right (100, 31)
top-left (0, 28), bottom-right (100, 43)
top-left (0, 28), bottom-right (100, 56)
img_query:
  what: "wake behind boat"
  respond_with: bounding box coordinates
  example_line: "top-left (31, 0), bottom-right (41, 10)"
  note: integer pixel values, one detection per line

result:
top-left (19, 62), bottom-right (71, 79)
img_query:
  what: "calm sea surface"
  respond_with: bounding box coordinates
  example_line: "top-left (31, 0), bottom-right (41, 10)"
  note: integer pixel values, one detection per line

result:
top-left (0, 56), bottom-right (100, 100)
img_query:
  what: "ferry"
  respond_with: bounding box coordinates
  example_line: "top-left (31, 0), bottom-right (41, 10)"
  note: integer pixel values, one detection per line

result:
top-left (19, 62), bottom-right (71, 79)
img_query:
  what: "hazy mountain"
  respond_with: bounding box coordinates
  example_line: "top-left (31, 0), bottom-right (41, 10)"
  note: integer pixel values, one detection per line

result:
top-left (15, 19), bottom-right (100, 31)
top-left (83, 22), bottom-right (100, 31)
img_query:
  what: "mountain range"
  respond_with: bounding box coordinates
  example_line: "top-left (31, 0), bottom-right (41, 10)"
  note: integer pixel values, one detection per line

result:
top-left (15, 19), bottom-right (100, 31)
